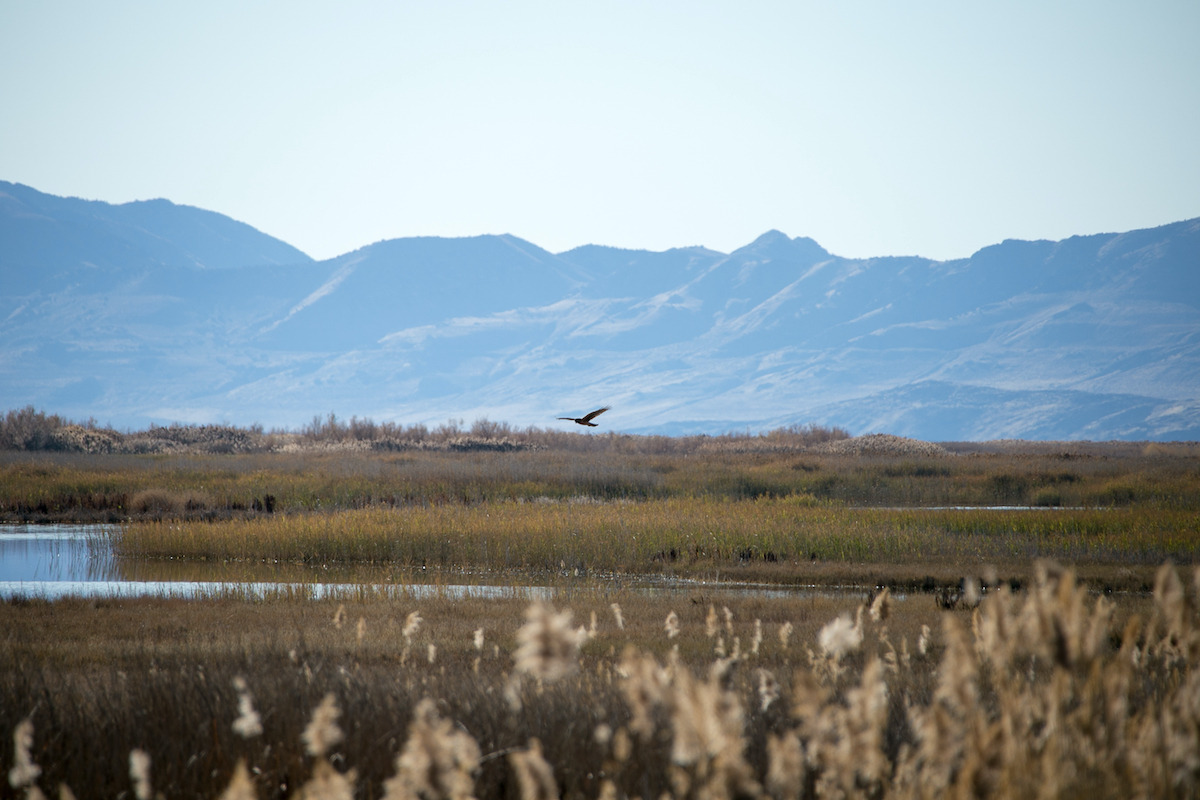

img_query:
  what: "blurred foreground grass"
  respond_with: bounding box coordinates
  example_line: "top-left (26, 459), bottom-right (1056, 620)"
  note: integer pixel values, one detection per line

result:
top-left (3, 563), bottom-right (1197, 799)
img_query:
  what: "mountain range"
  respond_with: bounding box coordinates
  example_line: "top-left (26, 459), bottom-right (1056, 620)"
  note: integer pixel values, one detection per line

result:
top-left (2, 180), bottom-right (1197, 440)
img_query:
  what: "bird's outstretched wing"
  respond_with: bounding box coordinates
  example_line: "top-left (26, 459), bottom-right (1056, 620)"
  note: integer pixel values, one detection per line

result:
top-left (580, 406), bottom-right (610, 423)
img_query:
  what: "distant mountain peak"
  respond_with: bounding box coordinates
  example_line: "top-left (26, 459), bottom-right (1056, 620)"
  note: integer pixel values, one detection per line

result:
top-left (751, 229), bottom-right (792, 244)
top-left (4, 181), bottom-right (1198, 441)
top-left (0, 181), bottom-right (311, 273)
top-left (733, 229), bottom-right (830, 266)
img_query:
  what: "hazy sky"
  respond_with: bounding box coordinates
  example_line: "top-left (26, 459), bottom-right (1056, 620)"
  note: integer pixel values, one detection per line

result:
top-left (3, 1), bottom-right (1197, 261)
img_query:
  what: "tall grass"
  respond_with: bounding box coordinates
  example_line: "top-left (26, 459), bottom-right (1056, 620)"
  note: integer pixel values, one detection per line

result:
top-left (5, 440), bottom-right (1200, 524)
top-left (116, 501), bottom-right (1200, 578)
top-left (3, 563), bottom-right (1196, 798)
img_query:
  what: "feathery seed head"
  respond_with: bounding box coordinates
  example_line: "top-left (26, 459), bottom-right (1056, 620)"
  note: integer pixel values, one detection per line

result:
top-left (8, 717), bottom-right (41, 789)
top-left (618, 647), bottom-right (671, 739)
top-left (217, 760), bottom-right (257, 800)
top-left (779, 621), bottom-right (794, 650)
top-left (757, 668), bottom-right (780, 711)
top-left (610, 603), bottom-right (625, 631)
top-left (302, 694), bottom-right (344, 758)
top-left (403, 611), bottom-right (424, 642)
top-left (129, 749), bottom-right (152, 800)
top-left (869, 588), bottom-right (891, 622)
top-left (513, 601), bottom-right (583, 682)
top-left (232, 676), bottom-right (263, 739)
top-left (297, 759), bottom-right (357, 800)
top-left (508, 738), bottom-right (558, 800)
top-left (384, 698), bottom-right (481, 800)
top-left (819, 613), bottom-right (863, 660)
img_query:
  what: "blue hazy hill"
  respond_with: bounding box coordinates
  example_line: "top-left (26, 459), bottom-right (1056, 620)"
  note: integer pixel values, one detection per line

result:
top-left (2, 181), bottom-right (1196, 439)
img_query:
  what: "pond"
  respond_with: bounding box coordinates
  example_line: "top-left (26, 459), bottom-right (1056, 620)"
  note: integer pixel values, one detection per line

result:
top-left (0, 524), bottom-right (855, 601)
top-left (0, 524), bottom-right (560, 600)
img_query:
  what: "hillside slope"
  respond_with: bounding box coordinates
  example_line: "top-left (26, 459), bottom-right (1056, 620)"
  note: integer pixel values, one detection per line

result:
top-left (2, 182), bottom-right (1196, 439)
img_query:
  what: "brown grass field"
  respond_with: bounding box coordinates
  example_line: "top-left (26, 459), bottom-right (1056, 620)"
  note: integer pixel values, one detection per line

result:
top-left (2, 419), bottom-right (1199, 798)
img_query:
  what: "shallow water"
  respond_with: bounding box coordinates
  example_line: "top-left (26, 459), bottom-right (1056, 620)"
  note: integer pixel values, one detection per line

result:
top-left (0, 524), bottom-right (115, 583)
top-left (0, 524), bottom-right (883, 601)
top-left (0, 524), bottom-right (559, 599)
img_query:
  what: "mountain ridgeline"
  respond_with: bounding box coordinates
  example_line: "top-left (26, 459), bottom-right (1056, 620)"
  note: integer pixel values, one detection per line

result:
top-left (2, 180), bottom-right (1197, 440)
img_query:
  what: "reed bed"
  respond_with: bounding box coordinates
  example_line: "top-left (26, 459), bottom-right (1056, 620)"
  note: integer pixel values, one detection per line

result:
top-left (4, 439), bottom-right (1200, 524)
top-left (116, 501), bottom-right (1199, 579)
top-left (3, 562), bottom-right (1196, 799)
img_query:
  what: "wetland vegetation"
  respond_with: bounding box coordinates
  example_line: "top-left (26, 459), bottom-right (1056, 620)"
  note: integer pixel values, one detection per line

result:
top-left (2, 409), bottom-right (1199, 798)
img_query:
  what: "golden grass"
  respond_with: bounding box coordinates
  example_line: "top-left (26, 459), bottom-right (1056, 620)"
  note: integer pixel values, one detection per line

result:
top-left (4, 436), bottom-right (1199, 796)
top-left (3, 562), bottom-right (1197, 798)
top-left (114, 501), bottom-right (1199, 586)
top-left (4, 438), bottom-right (1200, 524)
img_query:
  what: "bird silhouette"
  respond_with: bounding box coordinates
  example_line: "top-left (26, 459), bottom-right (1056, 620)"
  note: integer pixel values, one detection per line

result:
top-left (558, 406), bottom-right (610, 427)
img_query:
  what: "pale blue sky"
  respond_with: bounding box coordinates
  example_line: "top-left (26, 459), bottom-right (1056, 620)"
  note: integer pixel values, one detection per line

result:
top-left (2, 1), bottom-right (1197, 261)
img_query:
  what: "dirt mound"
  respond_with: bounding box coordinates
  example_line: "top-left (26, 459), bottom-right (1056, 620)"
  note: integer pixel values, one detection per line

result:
top-left (812, 433), bottom-right (950, 457)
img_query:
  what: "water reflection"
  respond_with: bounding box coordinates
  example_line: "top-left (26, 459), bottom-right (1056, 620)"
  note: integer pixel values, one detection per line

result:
top-left (0, 524), bottom-right (879, 601)
top-left (0, 524), bottom-right (556, 600)
top-left (0, 524), bottom-right (115, 583)
top-left (1, 578), bottom-right (555, 601)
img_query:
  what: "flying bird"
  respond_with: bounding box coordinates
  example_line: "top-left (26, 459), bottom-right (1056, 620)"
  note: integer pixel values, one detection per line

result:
top-left (558, 406), bottom-right (611, 427)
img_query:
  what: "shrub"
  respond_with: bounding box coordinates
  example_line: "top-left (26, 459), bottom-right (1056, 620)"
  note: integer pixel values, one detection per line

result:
top-left (1032, 488), bottom-right (1063, 507)
top-left (0, 406), bottom-right (66, 450)
top-left (127, 489), bottom-right (211, 517)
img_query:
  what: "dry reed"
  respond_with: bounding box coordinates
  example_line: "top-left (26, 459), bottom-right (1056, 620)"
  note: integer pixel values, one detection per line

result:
top-left (3, 562), bottom-right (1198, 799)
